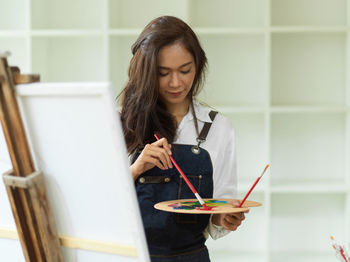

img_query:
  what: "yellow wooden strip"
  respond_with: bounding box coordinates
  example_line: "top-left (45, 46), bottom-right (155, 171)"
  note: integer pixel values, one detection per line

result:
top-left (0, 228), bottom-right (137, 257)
top-left (59, 236), bottom-right (137, 257)
top-left (0, 227), bottom-right (18, 240)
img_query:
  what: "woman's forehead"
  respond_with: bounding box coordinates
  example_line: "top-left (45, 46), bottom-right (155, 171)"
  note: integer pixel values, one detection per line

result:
top-left (158, 42), bottom-right (194, 69)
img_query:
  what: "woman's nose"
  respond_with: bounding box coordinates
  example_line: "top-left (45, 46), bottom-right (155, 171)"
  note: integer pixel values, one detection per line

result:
top-left (169, 73), bottom-right (180, 88)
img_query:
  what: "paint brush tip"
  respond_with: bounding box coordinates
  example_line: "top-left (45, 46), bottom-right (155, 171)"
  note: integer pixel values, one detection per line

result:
top-left (260, 164), bottom-right (270, 178)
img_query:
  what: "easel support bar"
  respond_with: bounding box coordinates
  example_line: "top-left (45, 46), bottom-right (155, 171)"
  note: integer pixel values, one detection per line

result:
top-left (3, 170), bottom-right (42, 189)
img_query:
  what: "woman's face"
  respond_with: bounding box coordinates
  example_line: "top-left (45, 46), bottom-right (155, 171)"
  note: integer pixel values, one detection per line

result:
top-left (157, 42), bottom-right (196, 110)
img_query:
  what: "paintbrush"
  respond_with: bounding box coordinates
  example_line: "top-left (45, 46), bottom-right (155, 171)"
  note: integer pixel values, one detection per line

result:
top-left (154, 134), bottom-right (211, 210)
top-left (238, 164), bottom-right (269, 208)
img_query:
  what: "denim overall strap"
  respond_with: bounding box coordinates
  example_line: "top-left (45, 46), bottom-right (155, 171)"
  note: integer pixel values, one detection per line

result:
top-left (192, 110), bottom-right (218, 154)
top-left (198, 111), bottom-right (218, 141)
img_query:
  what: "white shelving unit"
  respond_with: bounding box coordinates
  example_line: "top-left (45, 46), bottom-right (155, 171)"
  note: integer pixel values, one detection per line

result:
top-left (0, 0), bottom-right (349, 261)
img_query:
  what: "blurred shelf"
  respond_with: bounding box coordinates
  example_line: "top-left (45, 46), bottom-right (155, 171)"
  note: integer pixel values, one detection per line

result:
top-left (108, 29), bottom-right (141, 36)
top-left (31, 30), bottom-right (104, 37)
top-left (270, 26), bottom-right (348, 33)
top-left (211, 106), bottom-right (350, 113)
top-left (189, 0), bottom-right (265, 28)
top-left (194, 27), bottom-right (266, 35)
top-left (215, 106), bottom-right (267, 113)
top-left (271, 183), bottom-right (348, 193)
top-left (208, 250), bottom-right (266, 262)
top-left (270, 251), bottom-right (337, 262)
top-left (270, 0), bottom-right (347, 27)
top-left (270, 106), bottom-right (348, 113)
top-left (0, 31), bottom-right (28, 37)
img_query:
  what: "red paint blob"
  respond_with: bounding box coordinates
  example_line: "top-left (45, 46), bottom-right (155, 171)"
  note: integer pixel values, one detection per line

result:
top-left (196, 204), bottom-right (214, 211)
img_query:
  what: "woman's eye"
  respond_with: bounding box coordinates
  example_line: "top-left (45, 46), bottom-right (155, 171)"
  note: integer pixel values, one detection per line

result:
top-left (159, 72), bottom-right (169, 77)
top-left (181, 69), bottom-right (191, 74)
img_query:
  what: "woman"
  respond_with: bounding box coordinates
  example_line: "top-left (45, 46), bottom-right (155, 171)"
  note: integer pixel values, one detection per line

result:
top-left (119, 16), bottom-right (247, 262)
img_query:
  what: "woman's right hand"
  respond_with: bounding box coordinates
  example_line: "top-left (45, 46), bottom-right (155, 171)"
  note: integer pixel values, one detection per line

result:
top-left (130, 137), bottom-right (173, 181)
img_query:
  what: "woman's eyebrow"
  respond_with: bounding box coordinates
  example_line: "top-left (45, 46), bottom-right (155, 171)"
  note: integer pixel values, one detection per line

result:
top-left (158, 61), bottom-right (193, 70)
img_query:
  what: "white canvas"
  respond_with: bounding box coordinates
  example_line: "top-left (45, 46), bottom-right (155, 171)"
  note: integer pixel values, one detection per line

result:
top-left (0, 82), bottom-right (149, 261)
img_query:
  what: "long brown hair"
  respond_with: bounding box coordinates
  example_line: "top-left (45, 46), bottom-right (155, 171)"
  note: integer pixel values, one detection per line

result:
top-left (118, 16), bottom-right (207, 154)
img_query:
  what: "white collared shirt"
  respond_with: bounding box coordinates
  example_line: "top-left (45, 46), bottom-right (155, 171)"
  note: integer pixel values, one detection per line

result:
top-left (174, 100), bottom-right (237, 240)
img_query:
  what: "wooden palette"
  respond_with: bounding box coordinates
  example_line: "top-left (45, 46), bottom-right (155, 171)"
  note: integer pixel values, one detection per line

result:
top-left (154, 198), bottom-right (261, 214)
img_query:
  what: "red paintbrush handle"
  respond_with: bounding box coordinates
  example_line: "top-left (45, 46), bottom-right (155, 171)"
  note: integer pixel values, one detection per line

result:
top-left (238, 177), bottom-right (261, 208)
top-left (169, 155), bottom-right (197, 194)
top-left (339, 248), bottom-right (348, 262)
top-left (153, 134), bottom-right (197, 195)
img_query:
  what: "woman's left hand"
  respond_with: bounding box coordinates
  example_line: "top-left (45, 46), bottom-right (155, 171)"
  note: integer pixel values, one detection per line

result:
top-left (211, 200), bottom-right (249, 231)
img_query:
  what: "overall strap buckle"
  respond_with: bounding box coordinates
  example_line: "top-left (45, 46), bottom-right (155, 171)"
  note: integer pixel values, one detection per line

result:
top-left (191, 138), bottom-right (205, 154)
top-left (191, 110), bottom-right (218, 155)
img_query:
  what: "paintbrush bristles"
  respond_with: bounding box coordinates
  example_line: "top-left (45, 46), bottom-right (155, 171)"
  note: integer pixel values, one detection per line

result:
top-left (260, 164), bottom-right (270, 178)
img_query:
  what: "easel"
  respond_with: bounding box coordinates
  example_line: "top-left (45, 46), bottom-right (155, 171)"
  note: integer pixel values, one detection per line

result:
top-left (0, 52), bottom-right (63, 261)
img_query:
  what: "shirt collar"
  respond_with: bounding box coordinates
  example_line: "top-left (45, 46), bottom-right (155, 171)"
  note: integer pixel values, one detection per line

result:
top-left (185, 100), bottom-right (213, 123)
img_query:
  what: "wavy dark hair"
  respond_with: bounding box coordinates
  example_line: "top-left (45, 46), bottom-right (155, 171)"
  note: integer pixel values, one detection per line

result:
top-left (118, 16), bottom-right (207, 154)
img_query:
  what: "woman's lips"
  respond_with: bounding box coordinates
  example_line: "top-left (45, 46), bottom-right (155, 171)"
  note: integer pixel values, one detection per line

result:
top-left (168, 91), bottom-right (182, 97)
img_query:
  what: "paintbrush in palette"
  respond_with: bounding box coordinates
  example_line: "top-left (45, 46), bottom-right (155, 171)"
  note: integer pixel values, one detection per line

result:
top-left (238, 164), bottom-right (269, 208)
top-left (154, 134), bottom-right (211, 210)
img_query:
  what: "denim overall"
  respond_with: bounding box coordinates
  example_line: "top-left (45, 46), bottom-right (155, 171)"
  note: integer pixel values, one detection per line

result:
top-left (133, 111), bottom-right (217, 262)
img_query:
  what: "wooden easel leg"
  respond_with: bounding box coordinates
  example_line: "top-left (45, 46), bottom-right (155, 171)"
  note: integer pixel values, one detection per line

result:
top-left (5, 184), bottom-right (44, 261)
top-left (3, 171), bottom-right (64, 262)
